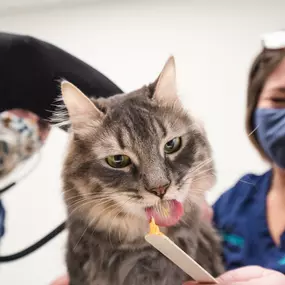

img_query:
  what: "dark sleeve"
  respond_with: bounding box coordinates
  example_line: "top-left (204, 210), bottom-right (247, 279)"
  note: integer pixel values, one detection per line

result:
top-left (0, 32), bottom-right (123, 120)
top-left (0, 200), bottom-right (5, 239)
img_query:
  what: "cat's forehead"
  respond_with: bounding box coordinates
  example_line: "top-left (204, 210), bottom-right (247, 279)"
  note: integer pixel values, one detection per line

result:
top-left (88, 86), bottom-right (195, 153)
top-left (105, 99), bottom-right (163, 140)
top-left (94, 102), bottom-right (190, 152)
top-left (98, 85), bottom-right (152, 108)
top-left (105, 95), bottom-right (186, 135)
top-left (102, 87), bottom-right (181, 123)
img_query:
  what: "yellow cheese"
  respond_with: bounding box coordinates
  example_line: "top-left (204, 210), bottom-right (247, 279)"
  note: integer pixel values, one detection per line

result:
top-left (149, 217), bottom-right (163, 235)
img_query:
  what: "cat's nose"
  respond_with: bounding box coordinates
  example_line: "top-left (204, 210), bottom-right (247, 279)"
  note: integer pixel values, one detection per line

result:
top-left (146, 183), bottom-right (170, 198)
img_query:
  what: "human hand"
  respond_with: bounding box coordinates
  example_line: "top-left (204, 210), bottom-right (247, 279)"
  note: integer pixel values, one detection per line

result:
top-left (50, 275), bottom-right (69, 285)
top-left (184, 266), bottom-right (285, 284)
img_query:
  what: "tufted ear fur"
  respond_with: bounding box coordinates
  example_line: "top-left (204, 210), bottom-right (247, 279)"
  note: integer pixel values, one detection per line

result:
top-left (61, 81), bottom-right (104, 131)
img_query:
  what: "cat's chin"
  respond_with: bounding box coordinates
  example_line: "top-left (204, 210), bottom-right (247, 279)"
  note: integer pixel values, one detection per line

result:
top-left (145, 200), bottom-right (184, 227)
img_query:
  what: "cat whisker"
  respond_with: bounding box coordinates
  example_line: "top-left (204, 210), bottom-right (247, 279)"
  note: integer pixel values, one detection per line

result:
top-left (248, 124), bottom-right (259, 137)
top-left (64, 195), bottom-right (86, 202)
top-left (73, 201), bottom-right (120, 250)
top-left (180, 166), bottom-right (215, 185)
top-left (181, 166), bottom-right (214, 185)
top-left (182, 178), bottom-right (215, 188)
top-left (182, 174), bottom-right (216, 188)
top-left (118, 212), bottom-right (130, 244)
top-left (187, 191), bottom-right (206, 198)
top-left (89, 201), bottom-right (127, 244)
top-left (72, 216), bottom-right (96, 251)
top-left (193, 168), bottom-right (216, 179)
top-left (69, 198), bottom-right (115, 216)
top-left (191, 173), bottom-right (216, 183)
top-left (69, 200), bottom-right (99, 216)
top-left (187, 190), bottom-right (206, 201)
top-left (189, 159), bottom-right (212, 174)
top-left (188, 158), bottom-right (214, 177)
top-left (67, 192), bottom-right (120, 204)
top-left (61, 187), bottom-right (76, 194)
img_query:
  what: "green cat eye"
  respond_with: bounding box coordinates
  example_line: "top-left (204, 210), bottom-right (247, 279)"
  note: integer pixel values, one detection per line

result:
top-left (106, 155), bottom-right (131, 168)
top-left (164, 137), bottom-right (182, 154)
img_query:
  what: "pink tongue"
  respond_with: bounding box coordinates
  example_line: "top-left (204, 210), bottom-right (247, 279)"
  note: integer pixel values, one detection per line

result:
top-left (145, 200), bottom-right (184, 227)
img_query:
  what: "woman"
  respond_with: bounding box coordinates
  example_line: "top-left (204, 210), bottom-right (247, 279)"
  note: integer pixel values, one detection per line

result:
top-left (213, 30), bottom-right (285, 273)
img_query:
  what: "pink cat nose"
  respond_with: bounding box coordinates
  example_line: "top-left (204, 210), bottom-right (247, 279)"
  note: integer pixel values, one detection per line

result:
top-left (147, 183), bottom-right (170, 198)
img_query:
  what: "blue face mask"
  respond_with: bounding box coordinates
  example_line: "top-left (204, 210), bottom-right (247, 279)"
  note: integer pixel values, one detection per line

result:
top-left (254, 108), bottom-right (285, 168)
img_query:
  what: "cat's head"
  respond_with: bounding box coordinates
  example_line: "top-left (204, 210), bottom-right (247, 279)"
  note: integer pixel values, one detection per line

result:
top-left (61, 56), bottom-right (215, 237)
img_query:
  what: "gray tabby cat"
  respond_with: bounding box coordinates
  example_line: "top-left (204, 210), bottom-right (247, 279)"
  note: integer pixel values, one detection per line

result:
top-left (60, 56), bottom-right (224, 285)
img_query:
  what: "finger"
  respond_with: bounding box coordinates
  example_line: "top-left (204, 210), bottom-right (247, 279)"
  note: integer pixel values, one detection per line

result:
top-left (183, 281), bottom-right (215, 285)
top-left (217, 266), bottom-right (265, 283)
top-left (184, 268), bottom-right (264, 285)
top-left (217, 266), bottom-right (285, 285)
top-left (50, 275), bottom-right (69, 285)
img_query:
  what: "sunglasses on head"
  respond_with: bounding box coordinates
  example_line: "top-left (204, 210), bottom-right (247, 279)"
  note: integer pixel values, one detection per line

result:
top-left (261, 30), bottom-right (285, 50)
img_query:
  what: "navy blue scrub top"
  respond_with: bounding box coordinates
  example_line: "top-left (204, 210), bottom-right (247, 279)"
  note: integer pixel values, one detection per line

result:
top-left (213, 170), bottom-right (285, 273)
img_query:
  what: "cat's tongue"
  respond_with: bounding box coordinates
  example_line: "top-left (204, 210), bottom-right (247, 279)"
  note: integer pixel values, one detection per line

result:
top-left (145, 200), bottom-right (183, 227)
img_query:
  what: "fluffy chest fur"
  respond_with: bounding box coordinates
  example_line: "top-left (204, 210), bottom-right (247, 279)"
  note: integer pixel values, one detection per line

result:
top-left (66, 207), bottom-right (223, 285)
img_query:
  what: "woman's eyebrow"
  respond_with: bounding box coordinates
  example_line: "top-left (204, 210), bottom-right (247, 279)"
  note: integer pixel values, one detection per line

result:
top-left (270, 87), bottom-right (285, 94)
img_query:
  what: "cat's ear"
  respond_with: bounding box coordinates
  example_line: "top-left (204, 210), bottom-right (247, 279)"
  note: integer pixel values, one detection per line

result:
top-left (61, 81), bottom-right (103, 129)
top-left (153, 56), bottom-right (179, 104)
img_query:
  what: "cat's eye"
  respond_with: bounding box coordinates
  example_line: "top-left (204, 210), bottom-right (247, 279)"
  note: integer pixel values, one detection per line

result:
top-left (106, 155), bottom-right (131, 168)
top-left (164, 137), bottom-right (182, 154)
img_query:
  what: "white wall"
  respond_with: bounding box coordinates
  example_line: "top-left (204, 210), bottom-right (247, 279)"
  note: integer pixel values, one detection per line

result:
top-left (0, 0), bottom-right (284, 284)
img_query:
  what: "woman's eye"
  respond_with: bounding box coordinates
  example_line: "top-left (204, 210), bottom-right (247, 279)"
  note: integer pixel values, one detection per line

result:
top-left (106, 155), bottom-right (131, 168)
top-left (164, 137), bottom-right (182, 154)
top-left (272, 98), bottom-right (285, 103)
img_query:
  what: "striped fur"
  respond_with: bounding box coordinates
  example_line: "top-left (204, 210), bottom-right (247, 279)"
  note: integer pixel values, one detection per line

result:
top-left (61, 58), bottom-right (224, 285)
